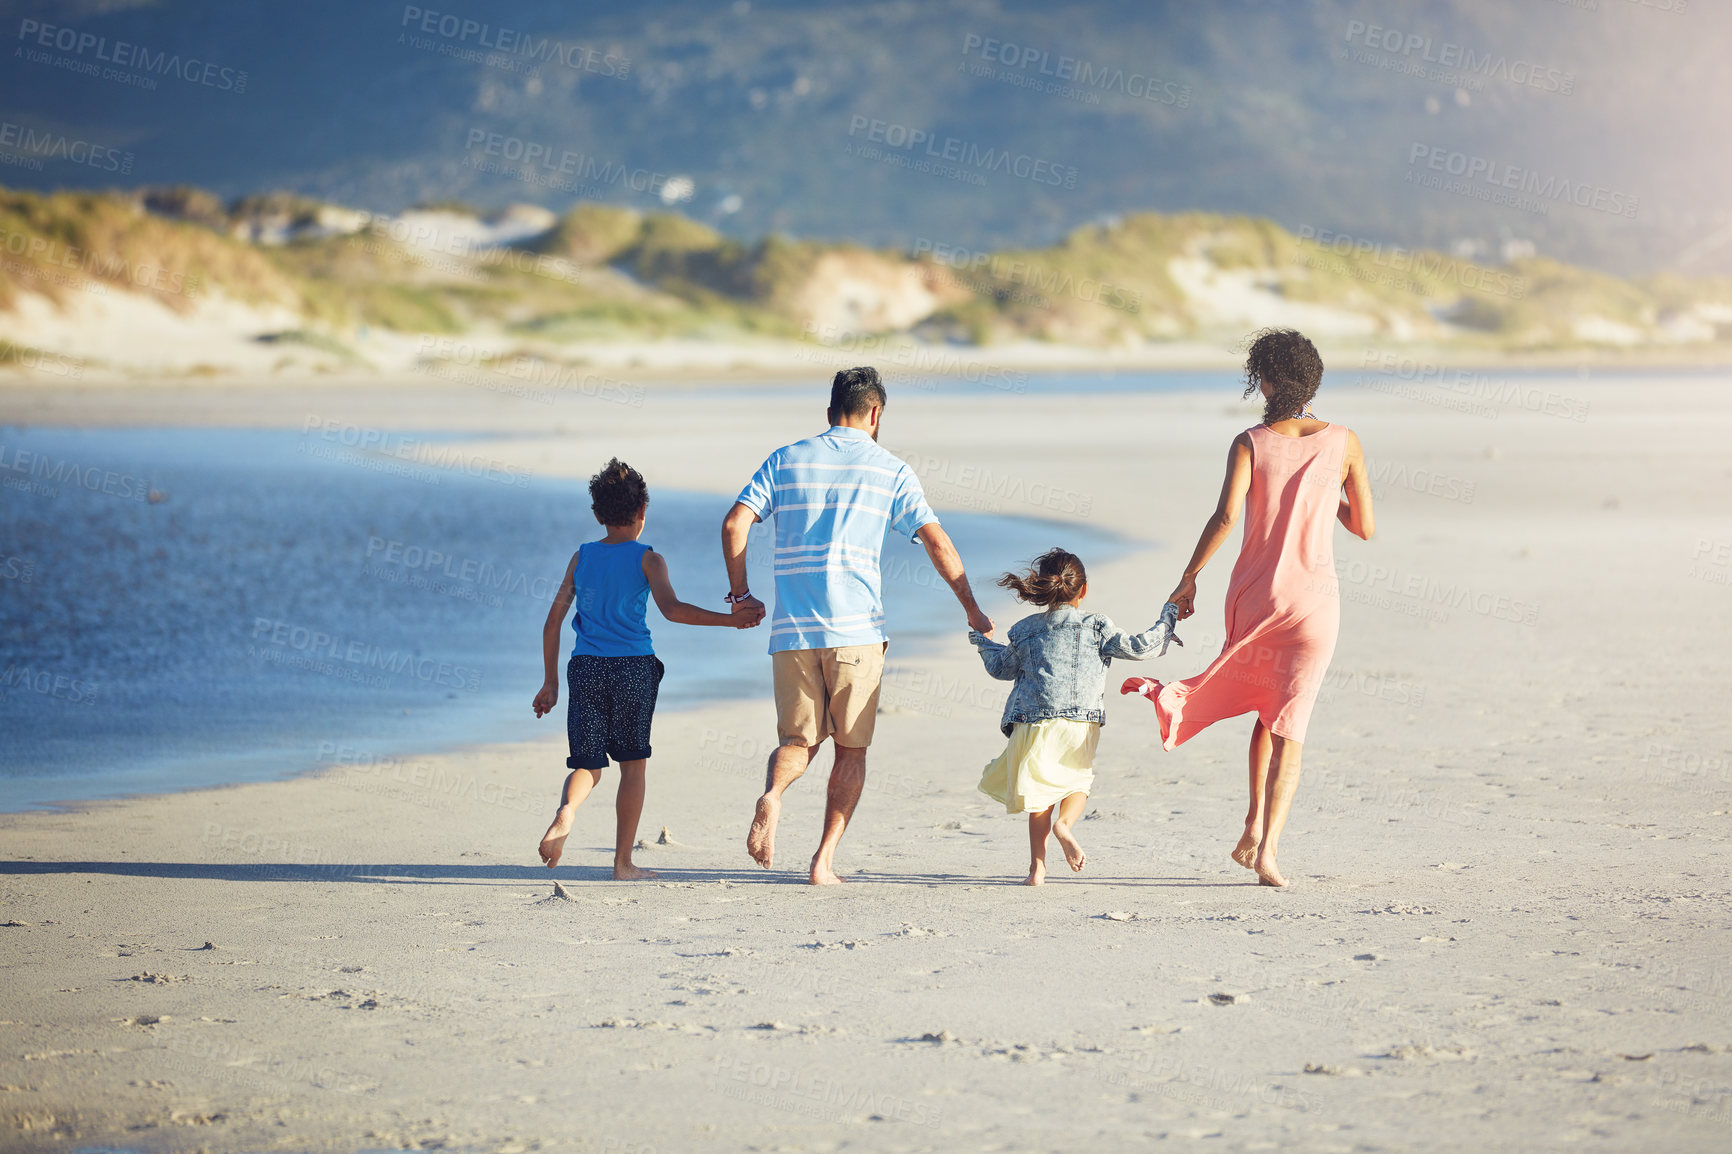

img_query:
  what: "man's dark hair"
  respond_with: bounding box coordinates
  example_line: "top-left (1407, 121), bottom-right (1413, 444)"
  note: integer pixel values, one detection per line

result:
top-left (1241, 328), bottom-right (1324, 423)
top-left (828, 366), bottom-right (887, 423)
top-left (589, 457), bottom-right (648, 526)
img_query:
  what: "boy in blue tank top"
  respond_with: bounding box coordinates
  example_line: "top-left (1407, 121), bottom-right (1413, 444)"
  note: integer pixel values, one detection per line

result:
top-left (533, 459), bottom-right (762, 877)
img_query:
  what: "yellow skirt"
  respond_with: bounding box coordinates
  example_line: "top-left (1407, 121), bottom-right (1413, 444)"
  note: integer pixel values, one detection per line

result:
top-left (978, 718), bottom-right (1100, 815)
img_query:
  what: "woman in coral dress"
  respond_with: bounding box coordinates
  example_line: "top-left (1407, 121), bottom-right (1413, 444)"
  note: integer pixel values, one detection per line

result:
top-left (1123, 329), bottom-right (1375, 887)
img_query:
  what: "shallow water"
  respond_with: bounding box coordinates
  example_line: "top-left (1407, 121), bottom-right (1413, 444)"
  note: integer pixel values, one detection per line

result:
top-left (0, 427), bottom-right (1122, 810)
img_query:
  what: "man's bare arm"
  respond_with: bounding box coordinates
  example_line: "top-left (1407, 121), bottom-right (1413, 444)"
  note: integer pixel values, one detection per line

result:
top-left (917, 521), bottom-right (993, 635)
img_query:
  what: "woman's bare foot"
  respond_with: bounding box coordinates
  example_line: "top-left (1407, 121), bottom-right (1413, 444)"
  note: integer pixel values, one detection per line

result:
top-left (1231, 829), bottom-right (1259, 871)
top-left (1052, 821), bottom-right (1087, 872)
top-left (612, 861), bottom-right (658, 881)
top-left (1023, 859), bottom-right (1047, 886)
top-left (1254, 851), bottom-right (1288, 888)
top-left (538, 805), bottom-right (577, 868)
top-left (746, 794), bottom-right (779, 868)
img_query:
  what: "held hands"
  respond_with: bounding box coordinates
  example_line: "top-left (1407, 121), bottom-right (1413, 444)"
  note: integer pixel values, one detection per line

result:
top-left (729, 594), bottom-right (766, 629)
top-left (532, 680), bottom-right (558, 718)
top-left (966, 606), bottom-right (995, 636)
top-left (1167, 575), bottom-right (1198, 620)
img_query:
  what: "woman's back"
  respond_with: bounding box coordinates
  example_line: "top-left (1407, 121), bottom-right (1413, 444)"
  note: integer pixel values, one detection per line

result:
top-left (1228, 423), bottom-right (1349, 619)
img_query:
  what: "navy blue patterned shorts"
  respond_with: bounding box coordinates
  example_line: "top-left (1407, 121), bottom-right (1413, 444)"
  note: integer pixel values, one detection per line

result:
top-left (566, 654), bottom-right (664, 770)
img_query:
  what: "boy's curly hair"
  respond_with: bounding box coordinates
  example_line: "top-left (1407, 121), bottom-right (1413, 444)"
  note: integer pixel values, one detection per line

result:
top-left (998, 548), bottom-right (1087, 608)
top-left (589, 457), bottom-right (648, 526)
top-left (1241, 328), bottom-right (1324, 423)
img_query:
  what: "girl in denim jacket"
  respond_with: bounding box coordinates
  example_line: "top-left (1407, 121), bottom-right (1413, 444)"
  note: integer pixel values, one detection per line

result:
top-left (970, 548), bottom-right (1179, 885)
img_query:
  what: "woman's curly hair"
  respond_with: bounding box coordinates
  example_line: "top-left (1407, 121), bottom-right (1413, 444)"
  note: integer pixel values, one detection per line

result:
top-left (998, 547), bottom-right (1087, 608)
top-left (589, 457), bottom-right (648, 526)
top-left (1241, 328), bottom-right (1324, 423)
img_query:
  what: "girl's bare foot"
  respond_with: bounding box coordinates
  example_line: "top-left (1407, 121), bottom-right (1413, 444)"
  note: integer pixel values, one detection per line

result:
top-left (1231, 829), bottom-right (1259, 870)
top-left (612, 862), bottom-right (658, 881)
top-left (1052, 821), bottom-right (1087, 872)
top-left (1254, 851), bottom-right (1288, 888)
top-left (538, 805), bottom-right (577, 868)
top-left (1023, 859), bottom-right (1047, 886)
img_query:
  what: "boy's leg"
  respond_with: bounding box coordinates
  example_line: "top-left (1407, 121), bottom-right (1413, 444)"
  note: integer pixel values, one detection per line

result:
top-left (1051, 790), bottom-right (1088, 872)
top-left (1025, 806), bottom-right (1054, 886)
top-left (611, 759), bottom-right (656, 880)
top-left (540, 768), bottom-right (601, 868)
top-left (1234, 720), bottom-right (1274, 870)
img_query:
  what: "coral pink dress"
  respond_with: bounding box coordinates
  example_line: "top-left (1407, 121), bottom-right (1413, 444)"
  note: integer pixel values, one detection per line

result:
top-left (1140, 423), bottom-right (1347, 747)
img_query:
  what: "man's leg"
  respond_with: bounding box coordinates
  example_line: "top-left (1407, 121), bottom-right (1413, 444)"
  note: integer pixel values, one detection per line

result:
top-left (1254, 733), bottom-right (1304, 888)
top-left (748, 742), bottom-right (819, 869)
top-left (810, 743), bottom-right (865, 885)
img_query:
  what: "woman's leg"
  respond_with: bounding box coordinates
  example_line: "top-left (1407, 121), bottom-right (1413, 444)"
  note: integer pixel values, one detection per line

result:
top-left (1233, 720), bottom-right (1274, 870)
top-left (539, 767), bottom-right (602, 868)
top-left (1025, 806), bottom-right (1054, 885)
top-left (1051, 791), bottom-right (1088, 872)
top-left (612, 759), bottom-right (656, 880)
top-left (1254, 734), bottom-right (1304, 887)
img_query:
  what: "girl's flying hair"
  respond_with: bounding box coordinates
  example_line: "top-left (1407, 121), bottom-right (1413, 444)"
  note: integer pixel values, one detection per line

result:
top-left (998, 548), bottom-right (1087, 607)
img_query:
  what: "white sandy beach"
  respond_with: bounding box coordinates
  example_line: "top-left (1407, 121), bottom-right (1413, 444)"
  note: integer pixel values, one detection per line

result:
top-left (3, 371), bottom-right (1732, 1152)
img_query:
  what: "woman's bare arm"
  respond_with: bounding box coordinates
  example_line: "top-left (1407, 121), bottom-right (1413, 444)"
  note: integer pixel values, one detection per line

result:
top-left (1337, 429), bottom-right (1376, 540)
top-left (1167, 434), bottom-right (1254, 619)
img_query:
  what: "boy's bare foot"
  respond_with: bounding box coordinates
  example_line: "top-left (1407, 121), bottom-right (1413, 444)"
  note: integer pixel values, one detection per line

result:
top-left (1023, 859), bottom-right (1047, 886)
top-left (1254, 851), bottom-right (1288, 888)
top-left (612, 862), bottom-right (658, 881)
top-left (1231, 830), bottom-right (1259, 870)
top-left (746, 794), bottom-right (779, 868)
top-left (538, 805), bottom-right (577, 868)
top-left (1052, 821), bottom-right (1086, 872)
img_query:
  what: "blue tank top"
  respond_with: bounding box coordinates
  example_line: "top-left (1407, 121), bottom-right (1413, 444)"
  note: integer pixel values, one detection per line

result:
top-left (570, 540), bottom-right (655, 657)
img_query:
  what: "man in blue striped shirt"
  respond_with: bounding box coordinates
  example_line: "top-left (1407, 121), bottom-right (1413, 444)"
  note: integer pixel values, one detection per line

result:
top-left (722, 367), bottom-right (994, 884)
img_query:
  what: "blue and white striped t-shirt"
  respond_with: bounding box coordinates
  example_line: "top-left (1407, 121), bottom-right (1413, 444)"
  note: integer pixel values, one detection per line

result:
top-left (735, 426), bottom-right (938, 654)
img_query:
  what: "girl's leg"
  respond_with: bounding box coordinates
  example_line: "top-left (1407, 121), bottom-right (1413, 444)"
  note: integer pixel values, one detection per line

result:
top-left (1253, 735), bottom-right (1304, 887)
top-left (612, 759), bottom-right (656, 880)
top-left (1051, 791), bottom-right (1088, 872)
top-left (1024, 806), bottom-right (1054, 886)
top-left (539, 768), bottom-right (602, 868)
top-left (1233, 721), bottom-right (1274, 870)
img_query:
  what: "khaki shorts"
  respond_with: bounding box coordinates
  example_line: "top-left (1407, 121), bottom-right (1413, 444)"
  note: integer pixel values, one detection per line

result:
top-left (771, 642), bottom-right (886, 749)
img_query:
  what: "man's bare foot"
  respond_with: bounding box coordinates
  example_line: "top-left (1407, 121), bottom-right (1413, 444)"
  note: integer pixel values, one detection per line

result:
top-left (1023, 859), bottom-right (1047, 886)
top-left (1254, 852), bottom-right (1288, 888)
top-left (612, 862), bottom-right (658, 881)
top-left (1052, 821), bottom-right (1086, 872)
top-left (538, 805), bottom-right (577, 868)
top-left (746, 794), bottom-right (779, 868)
top-left (809, 855), bottom-right (843, 885)
top-left (1231, 829), bottom-right (1259, 871)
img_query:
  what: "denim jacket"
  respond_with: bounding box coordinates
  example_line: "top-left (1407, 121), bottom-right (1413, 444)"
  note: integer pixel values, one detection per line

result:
top-left (969, 604), bottom-right (1179, 736)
